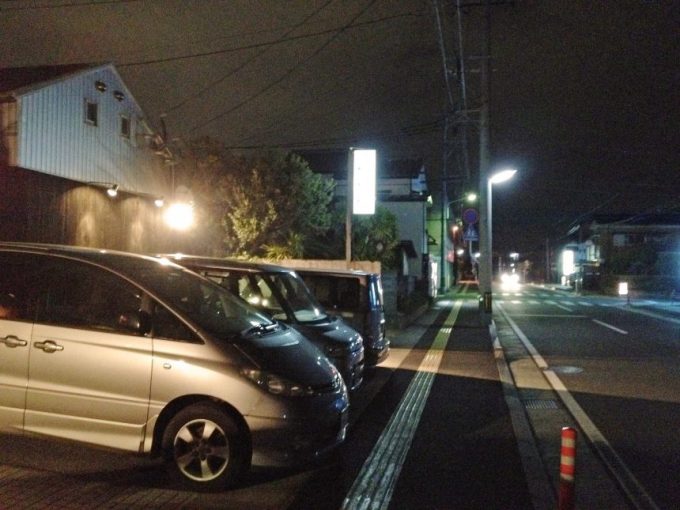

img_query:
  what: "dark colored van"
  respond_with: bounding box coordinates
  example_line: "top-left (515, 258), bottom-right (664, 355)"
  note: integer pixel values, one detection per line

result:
top-left (166, 256), bottom-right (365, 391)
top-left (293, 268), bottom-right (389, 365)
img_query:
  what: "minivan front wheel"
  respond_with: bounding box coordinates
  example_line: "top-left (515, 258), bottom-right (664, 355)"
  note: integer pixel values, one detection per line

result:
top-left (162, 403), bottom-right (248, 491)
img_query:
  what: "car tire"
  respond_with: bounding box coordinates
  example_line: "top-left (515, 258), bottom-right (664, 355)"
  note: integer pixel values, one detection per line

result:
top-left (162, 402), bottom-right (249, 491)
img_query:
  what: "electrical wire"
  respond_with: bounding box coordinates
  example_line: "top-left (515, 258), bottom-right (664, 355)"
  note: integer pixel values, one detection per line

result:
top-left (163, 0), bottom-right (334, 114)
top-left (118, 11), bottom-right (423, 68)
top-left (187, 0), bottom-right (381, 134)
top-left (0, 0), bottom-right (144, 10)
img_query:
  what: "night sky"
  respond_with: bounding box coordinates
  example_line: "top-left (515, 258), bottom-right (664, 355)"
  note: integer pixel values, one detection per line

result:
top-left (1, 0), bottom-right (678, 263)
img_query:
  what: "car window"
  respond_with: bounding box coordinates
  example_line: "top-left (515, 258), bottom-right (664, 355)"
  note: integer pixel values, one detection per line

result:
top-left (336, 277), bottom-right (360, 310)
top-left (152, 301), bottom-right (200, 342)
top-left (267, 273), bottom-right (326, 323)
top-left (369, 278), bottom-right (383, 308)
top-left (0, 252), bottom-right (42, 322)
top-left (130, 265), bottom-right (274, 339)
top-left (302, 275), bottom-right (335, 309)
top-left (38, 258), bottom-right (143, 334)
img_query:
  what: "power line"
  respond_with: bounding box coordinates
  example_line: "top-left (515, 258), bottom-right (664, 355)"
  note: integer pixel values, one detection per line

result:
top-left (219, 117), bottom-right (445, 152)
top-left (187, 0), bottom-right (381, 134)
top-left (164, 0), bottom-right (334, 115)
top-left (0, 0), bottom-right (144, 10)
top-left (118, 11), bottom-right (423, 68)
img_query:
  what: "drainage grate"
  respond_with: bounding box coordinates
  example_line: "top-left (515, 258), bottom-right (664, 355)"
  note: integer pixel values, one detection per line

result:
top-left (524, 399), bottom-right (559, 410)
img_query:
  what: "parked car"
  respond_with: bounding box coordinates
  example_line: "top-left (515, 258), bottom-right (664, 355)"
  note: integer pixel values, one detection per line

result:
top-left (293, 268), bottom-right (389, 365)
top-left (0, 243), bottom-right (348, 491)
top-left (165, 256), bottom-right (365, 391)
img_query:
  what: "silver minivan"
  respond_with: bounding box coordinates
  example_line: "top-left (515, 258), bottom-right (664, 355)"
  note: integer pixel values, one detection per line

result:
top-left (0, 243), bottom-right (348, 491)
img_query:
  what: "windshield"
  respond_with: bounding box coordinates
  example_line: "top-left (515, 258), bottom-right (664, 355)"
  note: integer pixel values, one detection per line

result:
top-left (266, 272), bottom-right (328, 323)
top-left (132, 263), bottom-right (274, 338)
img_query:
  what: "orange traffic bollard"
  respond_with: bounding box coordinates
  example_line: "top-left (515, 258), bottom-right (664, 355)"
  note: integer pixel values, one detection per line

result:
top-left (558, 426), bottom-right (577, 510)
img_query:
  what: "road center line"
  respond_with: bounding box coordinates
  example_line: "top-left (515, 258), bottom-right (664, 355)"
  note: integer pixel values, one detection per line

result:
top-left (341, 300), bottom-right (462, 510)
top-left (592, 319), bottom-right (628, 335)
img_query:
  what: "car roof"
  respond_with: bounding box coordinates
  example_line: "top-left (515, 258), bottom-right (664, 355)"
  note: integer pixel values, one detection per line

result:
top-left (292, 267), bottom-right (374, 277)
top-left (0, 242), bottom-right (184, 274)
top-left (161, 254), bottom-right (296, 275)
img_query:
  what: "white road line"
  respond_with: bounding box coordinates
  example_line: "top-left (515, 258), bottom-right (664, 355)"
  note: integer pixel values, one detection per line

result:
top-left (619, 305), bottom-right (680, 325)
top-left (507, 314), bottom-right (588, 319)
top-left (546, 300), bottom-right (573, 312)
top-left (592, 319), bottom-right (628, 335)
top-left (341, 300), bottom-right (462, 510)
top-left (498, 306), bottom-right (659, 510)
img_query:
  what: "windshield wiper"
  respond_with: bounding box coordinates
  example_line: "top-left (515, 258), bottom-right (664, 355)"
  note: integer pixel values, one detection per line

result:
top-left (241, 322), bottom-right (279, 337)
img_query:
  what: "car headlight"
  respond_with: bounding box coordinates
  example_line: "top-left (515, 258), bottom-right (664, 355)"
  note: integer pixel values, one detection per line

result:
top-left (241, 368), bottom-right (315, 397)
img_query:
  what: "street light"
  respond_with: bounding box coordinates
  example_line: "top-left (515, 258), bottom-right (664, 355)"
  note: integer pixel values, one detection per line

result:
top-left (479, 168), bottom-right (516, 319)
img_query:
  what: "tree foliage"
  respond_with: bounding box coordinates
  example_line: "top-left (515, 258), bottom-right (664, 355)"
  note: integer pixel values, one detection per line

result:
top-left (317, 204), bottom-right (400, 269)
top-left (179, 140), bottom-right (334, 257)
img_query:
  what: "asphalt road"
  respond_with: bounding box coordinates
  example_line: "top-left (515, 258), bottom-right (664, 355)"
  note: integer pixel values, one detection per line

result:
top-left (0, 288), bottom-right (534, 509)
top-left (496, 284), bottom-right (680, 510)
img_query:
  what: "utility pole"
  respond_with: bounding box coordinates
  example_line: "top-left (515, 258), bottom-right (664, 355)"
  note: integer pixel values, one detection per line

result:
top-left (478, 0), bottom-right (492, 322)
top-left (345, 149), bottom-right (353, 265)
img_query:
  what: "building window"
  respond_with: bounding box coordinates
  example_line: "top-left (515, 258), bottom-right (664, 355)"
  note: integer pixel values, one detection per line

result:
top-left (612, 233), bottom-right (629, 247)
top-left (120, 116), bottom-right (130, 139)
top-left (85, 100), bottom-right (98, 126)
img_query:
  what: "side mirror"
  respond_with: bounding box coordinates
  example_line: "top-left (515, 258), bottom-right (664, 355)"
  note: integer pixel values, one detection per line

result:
top-left (118, 310), bottom-right (152, 335)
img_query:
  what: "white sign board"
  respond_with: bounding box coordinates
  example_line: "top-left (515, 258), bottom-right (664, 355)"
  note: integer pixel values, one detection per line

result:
top-left (353, 149), bottom-right (376, 215)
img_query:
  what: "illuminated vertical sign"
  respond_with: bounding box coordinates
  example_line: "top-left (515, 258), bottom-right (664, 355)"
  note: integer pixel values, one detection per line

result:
top-left (562, 249), bottom-right (575, 276)
top-left (353, 149), bottom-right (376, 215)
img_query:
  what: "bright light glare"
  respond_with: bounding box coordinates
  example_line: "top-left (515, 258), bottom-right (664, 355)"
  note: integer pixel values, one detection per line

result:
top-left (466, 192), bottom-right (477, 202)
top-left (164, 202), bottom-right (194, 231)
top-left (500, 272), bottom-right (521, 291)
top-left (618, 282), bottom-right (629, 296)
top-left (489, 169), bottom-right (517, 184)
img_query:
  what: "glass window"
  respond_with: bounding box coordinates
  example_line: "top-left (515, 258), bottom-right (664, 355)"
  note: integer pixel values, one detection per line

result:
top-left (336, 278), bottom-right (360, 310)
top-left (120, 115), bottom-right (130, 138)
top-left (85, 100), bottom-right (98, 126)
top-left (267, 273), bottom-right (326, 323)
top-left (302, 275), bottom-right (334, 309)
top-left (38, 259), bottom-right (142, 334)
top-left (0, 252), bottom-right (42, 322)
top-left (129, 265), bottom-right (273, 339)
top-left (152, 301), bottom-right (199, 342)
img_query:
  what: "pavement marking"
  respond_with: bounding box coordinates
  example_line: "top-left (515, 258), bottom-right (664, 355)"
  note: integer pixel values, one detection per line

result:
top-left (544, 300), bottom-right (571, 311)
top-left (591, 319), bottom-right (628, 335)
top-left (498, 305), bottom-right (660, 510)
top-left (618, 305), bottom-right (680, 325)
top-left (506, 314), bottom-right (588, 319)
top-left (341, 300), bottom-right (462, 510)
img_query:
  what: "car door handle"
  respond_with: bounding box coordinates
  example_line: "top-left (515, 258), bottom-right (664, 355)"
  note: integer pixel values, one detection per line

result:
top-left (1, 335), bottom-right (28, 348)
top-left (34, 340), bottom-right (64, 353)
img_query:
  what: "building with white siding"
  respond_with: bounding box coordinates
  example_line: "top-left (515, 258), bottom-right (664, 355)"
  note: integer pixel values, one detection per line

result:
top-left (0, 63), bottom-right (174, 252)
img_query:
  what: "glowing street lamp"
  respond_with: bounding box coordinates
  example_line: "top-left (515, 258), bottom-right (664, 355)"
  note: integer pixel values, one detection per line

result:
top-left (479, 168), bottom-right (516, 317)
top-left (164, 202), bottom-right (194, 231)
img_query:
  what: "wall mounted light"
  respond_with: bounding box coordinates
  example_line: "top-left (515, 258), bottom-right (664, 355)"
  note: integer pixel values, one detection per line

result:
top-left (95, 80), bottom-right (107, 92)
top-left (107, 184), bottom-right (119, 198)
top-left (154, 197), bottom-right (165, 208)
top-left (113, 90), bottom-right (125, 101)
